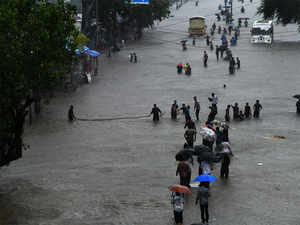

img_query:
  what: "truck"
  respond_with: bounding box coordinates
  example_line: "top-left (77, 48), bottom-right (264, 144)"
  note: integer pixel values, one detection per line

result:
top-left (188, 16), bottom-right (206, 36)
top-left (251, 20), bottom-right (274, 44)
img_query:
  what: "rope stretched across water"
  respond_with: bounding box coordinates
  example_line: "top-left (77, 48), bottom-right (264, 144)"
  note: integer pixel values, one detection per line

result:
top-left (77, 114), bottom-right (151, 122)
top-left (77, 112), bottom-right (165, 122)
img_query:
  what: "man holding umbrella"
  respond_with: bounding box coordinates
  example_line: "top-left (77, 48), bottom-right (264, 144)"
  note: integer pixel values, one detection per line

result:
top-left (297, 99), bottom-right (300, 114)
top-left (293, 95), bottom-right (300, 114)
top-left (169, 185), bottom-right (191, 225)
top-left (176, 161), bottom-right (191, 187)
top-left (219, 142), bottom-right (233, 179)
top-left (171, 192), bottom-right (184, 225)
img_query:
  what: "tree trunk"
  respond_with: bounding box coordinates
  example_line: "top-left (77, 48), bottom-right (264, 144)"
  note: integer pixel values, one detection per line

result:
top-left (33, 88), bottom-right (41, 114)
top-left (0, 97), bottom-right (33, 167)
top-left (34, 98), bottom-right (41, 114)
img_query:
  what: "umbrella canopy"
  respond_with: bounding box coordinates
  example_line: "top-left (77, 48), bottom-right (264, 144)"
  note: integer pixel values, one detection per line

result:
top-left (221, 34), bottom-right (227, 41)
top-left (197, 151), bottom-right (215, 162)
top-left (199, 127), bottom-right (215, 141)
top-left (75, 45), bottom-right (90, 55)
top-left (183, 148), bottom-right (195, 154)
top-left (175, 149), bottom-right (194, 161)
top-left (219, 142), bottom-right (233, 155)
top-left (86, 49), bottom-right (101, 57)
top-left (199, 127), bottom-right (215, 136)
top-left (169, 185), bottom-right (192, 194)
top-left (293, 94), bottom-right (300, 99)
top-left (194, 145), bottom-right (211, 155)
top-left (212, 120), bottom-right (229, 128)
top-left (194, 174), bottom-right (217, 182)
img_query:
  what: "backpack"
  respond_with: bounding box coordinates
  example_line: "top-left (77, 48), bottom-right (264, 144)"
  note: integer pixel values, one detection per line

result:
top-left (173, 196), bottom-right (184, 212)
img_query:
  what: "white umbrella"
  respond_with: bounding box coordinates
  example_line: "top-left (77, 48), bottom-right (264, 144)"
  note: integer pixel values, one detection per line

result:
top-left (219, 142), bottom-right (233, 156)
top-left (199, 127), bottom-right (216, 141)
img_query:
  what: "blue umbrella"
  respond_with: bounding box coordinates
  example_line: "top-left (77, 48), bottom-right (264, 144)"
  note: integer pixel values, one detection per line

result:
top-left (221, 34), bottom-right (227, 41)
top-left (83, 45), bottom-right (89, 51)
top-left (75, 45), bottom-right (90, 55)
top-left (75, 49), bottom-right (82, 55)
top-left (86, 49), bottom-right (101, 57)
top-left (194, 174), bottom-right (217, 182)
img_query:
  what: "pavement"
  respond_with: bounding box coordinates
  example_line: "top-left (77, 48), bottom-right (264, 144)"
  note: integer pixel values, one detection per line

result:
top-left (1, 0), bottom-right (300, 225)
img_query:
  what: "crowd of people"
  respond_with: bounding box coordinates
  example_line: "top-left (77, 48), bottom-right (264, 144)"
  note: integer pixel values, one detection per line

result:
top-left (225, 100), bottom-right (262, 122)
top-left (179, 0), bottom-right (254, 79)
top-left (129, 52), bottom-right (138, 63)
top-left (168, 1), bottom-right (258, 224)
top-left (163, 91), bottom-right (238, 225)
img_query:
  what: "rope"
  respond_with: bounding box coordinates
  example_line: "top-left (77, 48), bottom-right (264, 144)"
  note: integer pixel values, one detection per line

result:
top-left (77, 114), bottom-right (151, 122)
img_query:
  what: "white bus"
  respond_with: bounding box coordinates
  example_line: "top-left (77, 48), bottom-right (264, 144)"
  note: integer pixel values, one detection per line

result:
top-left (251, 20), bottom-right (273, 44)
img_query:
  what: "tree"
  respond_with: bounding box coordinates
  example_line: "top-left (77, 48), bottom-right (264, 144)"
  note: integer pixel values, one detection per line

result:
top-left (97, 0), bottom-right (170, 41)
top-left (0, 0), bottom-right (78, 166)
top-left (257, 0), bottom-right (300, 28)
top-left (126, 0), bottom-right (170, 37)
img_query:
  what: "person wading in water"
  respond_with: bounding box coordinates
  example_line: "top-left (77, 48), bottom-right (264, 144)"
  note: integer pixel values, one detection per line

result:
top-left (253, 100), bottom-right (262, 118)
top-left (150, 104), bottom-right (162, 122)
top-left (68, 105), bottom-right (76, 121)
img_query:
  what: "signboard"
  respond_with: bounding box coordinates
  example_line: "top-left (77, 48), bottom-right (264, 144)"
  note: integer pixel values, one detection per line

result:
top-left (129, 0), bottom-right (149, 4)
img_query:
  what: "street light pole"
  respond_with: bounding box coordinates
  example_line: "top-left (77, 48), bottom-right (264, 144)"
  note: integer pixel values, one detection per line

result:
top-left (96, 0), bottom-right (99, 49)
top-left (231, 0), bottom-right (233, 17)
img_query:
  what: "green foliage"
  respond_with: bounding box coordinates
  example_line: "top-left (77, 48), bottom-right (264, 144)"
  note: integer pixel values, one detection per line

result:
top-left (128, 0), bottom-right (170, 28)
top-left (74, 32), bottom-right (90, 49)
top-left (97, 0), bottom-right (170, 29)
top-left (0, 0), bottom-right (78, 166)
top-left (257, 0), bottom-right (300, 26)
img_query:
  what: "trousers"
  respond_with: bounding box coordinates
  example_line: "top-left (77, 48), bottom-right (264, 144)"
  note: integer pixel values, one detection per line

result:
top-left (200, 204), bottom-right (209, 223)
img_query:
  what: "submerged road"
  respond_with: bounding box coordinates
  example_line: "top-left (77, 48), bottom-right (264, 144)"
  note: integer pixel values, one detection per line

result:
top-left (1, 0), bottom-right (300, 225)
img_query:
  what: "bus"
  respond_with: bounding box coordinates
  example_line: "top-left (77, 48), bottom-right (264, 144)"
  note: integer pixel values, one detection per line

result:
top-left (188, 17), bottom-right (206, 36)
top-left (251, 20), bottom-right (273, 44)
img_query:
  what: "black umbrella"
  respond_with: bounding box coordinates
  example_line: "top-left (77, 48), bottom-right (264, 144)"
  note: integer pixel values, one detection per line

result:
top-left (197, 151), bottom-right (214, 162)
top-left (293, 94), bottom-right (300, 99)
top-left (194, 145), bottom-right (211, 155)
top-left (175, 149), bottom-right (194, 161)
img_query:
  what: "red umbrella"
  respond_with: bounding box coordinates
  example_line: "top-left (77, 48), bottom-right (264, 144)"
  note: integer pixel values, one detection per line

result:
top-left (168, 185), bottom-right (192, 194)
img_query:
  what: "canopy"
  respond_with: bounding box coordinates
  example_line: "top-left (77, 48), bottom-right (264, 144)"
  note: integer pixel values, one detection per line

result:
top-left (86, 49), bottom-right (101, 57)
top-left (293, 94), bottom-right (300, 99)
top-left (75, 45), bottom-right (101, 57)
top-left (169, 185), bottom-right (192, 194)
top-left (199, 127), bottom-right (215, 141)
top-left (194, 145), bottom-right (211, 155)
top-left (194, 174), bottom-right (217, 182)
top-left (175, 149), bottom-right (194, 161)
top-left (75, 45), bottom-right (90, 55)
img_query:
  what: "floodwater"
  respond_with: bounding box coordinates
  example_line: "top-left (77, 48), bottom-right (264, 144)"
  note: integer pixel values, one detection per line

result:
top-left (1, 0), bottom-right (300, 225)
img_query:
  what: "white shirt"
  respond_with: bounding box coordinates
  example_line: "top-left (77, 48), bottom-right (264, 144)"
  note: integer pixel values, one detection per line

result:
top-left (211, 96), bottom-right (218, 104)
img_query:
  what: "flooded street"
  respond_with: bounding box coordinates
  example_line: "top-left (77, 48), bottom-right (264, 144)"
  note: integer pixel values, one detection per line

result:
top-left (1, 0), bottom-right (300, 224)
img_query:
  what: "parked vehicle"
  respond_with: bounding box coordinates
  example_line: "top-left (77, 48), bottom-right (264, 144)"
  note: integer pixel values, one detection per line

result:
top-left (188, 16), bottom-right (206, 36)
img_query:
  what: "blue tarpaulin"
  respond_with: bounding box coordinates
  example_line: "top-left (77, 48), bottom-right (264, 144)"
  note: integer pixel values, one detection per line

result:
top-left (129, 0), bottom-right (149, 4)
top-left (86, 49), bottom-right (101, 57)
top-left (75, 46), bottom-right (101, 57)
top-left (75, 45), bottom-right (89, 54)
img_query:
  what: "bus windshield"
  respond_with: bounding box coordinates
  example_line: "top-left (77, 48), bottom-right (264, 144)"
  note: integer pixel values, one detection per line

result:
top-left (251, 27), bottom-right (272, 36)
